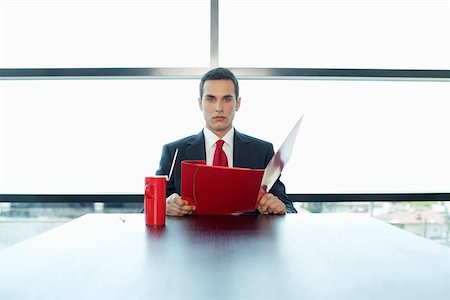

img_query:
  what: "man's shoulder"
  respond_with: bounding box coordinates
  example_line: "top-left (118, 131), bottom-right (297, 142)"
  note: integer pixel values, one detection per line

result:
top-left (163, 132), bottom-right (202, 150)
top-left (236, 131), bottom-right (273, 148)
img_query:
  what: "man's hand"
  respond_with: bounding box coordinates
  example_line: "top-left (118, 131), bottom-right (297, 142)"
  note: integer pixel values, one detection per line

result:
top-left (166, 193), bottom-right (196, 216)
top-left (257, 193), bottom-right (286, 215)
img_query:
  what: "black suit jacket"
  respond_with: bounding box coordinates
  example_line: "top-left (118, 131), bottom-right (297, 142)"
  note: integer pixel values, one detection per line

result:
top-left (156, 130), bottom-right (297, 213)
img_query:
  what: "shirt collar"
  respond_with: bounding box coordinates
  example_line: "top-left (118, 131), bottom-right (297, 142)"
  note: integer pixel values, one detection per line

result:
top-left (203, 127), bottom-right (234, 149)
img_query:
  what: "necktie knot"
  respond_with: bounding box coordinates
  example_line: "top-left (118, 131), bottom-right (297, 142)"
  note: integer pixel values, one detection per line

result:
top-left (213, 139), bottom-right (228, 167)
top-left (216, 139), bottom-right (225, 149)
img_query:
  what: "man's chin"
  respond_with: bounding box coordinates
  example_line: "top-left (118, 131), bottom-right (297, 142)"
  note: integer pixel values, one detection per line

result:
top-left (208, 125), bottom-right (231, 135)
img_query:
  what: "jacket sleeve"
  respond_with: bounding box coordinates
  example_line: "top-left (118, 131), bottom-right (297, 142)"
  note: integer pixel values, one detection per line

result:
top-left (265, 146), bottom-right (297, 213)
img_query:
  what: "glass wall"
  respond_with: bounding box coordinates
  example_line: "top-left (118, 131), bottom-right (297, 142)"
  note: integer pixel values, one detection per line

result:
top-left (1, 80), bottom-right (449, 194)
top-left (295, 201), bottom-right (450, 247)
top-left (0, 0), bottom-right (210, 68)
top-left (219, 0), bottom-right (450, 69)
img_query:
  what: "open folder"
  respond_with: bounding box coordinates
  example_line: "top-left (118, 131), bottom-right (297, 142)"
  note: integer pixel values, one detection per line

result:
top-left (181, 116), bottom-right (303, 215)
top-left (181, 161), bottom-right (264, 215)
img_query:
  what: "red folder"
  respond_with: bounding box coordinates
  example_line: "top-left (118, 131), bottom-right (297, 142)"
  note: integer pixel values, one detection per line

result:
top-left (181, 160), bottom-right (264, 215)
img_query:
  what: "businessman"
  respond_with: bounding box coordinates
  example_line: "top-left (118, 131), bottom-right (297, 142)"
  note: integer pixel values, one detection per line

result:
top-left (156, 67), bottom-right (297, 216)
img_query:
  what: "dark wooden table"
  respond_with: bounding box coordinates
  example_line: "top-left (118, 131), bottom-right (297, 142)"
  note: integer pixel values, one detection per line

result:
top-left (1, 213), bottom-right (449, 300)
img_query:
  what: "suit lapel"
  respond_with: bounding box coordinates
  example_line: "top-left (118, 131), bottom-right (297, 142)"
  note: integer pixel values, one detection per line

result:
top-left (233, 130), bottom-right (251, 168)
top-left (183, 131), bottom-right (206, 161)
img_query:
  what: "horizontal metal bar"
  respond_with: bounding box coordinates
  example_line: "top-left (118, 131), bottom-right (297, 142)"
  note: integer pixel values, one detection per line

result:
top-left (233, 68), bottom-right (450, 79)
top-left (0, 68), bottom-right (449, 80)
top-left (0, 194), bottom-right (144, 203)
top-left (0, 68), bottom-right (209, 79)
top-left (1, 193), bottom-right (448, 203)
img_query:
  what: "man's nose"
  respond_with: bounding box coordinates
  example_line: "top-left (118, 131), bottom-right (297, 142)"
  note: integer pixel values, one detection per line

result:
top-left (215, 100), bottom-right (224, 111)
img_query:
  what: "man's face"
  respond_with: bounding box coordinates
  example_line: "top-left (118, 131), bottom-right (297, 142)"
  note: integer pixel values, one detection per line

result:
top-left (198, 79), bottom-right (241, 138)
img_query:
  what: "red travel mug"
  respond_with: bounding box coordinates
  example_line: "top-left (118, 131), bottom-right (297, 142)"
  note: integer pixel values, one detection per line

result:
top-left (144, 176), bottom-right (166, 226)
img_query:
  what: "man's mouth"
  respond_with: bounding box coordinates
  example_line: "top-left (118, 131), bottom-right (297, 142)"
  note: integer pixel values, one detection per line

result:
top-left (213, 116), bottom-right (226, 121)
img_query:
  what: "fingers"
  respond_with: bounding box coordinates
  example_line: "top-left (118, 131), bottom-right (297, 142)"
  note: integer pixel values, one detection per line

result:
top-left (258, 190), bottom-right (268, 206)
top-left (257, 194), bottom-right (286, 215)
top-left (167, 204), bottom-right (194, 216)
top-left (166, 193), bottom-right (196, 216)
top-left (257, 193), bottom-right (273, 214)
top-left (271, 201), bottom-right (286, 215)
top-left (172, 195), bottom-right (188, 206)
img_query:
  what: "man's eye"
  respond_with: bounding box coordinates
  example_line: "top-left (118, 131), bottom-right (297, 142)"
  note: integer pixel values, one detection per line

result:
top-left (224, 97), bottom-right (232, 102)
top-left (206, 97), bottom-right (215, 102)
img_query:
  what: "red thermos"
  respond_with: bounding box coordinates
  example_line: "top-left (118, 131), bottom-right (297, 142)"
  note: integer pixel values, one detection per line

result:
top-left (144, 176), bottom-right (166, 226)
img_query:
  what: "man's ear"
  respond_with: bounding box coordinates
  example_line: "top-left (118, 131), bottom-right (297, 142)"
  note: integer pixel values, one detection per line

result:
top-left (235, 97), bottom-right (241, 111)
top-left (198, 97), bottom-right (203, 111)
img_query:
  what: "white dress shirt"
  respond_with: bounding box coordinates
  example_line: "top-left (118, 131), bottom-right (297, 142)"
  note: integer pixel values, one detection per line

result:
top-left (203, 127), bottom-right (234, 167)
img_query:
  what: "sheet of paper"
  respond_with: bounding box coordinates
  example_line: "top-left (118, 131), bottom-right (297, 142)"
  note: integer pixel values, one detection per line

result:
top-left (261, 115), bottom-right (303, 191)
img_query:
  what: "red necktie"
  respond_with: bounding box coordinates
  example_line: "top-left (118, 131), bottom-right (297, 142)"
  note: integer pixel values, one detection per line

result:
top-left (213, 140), bottom-right (228, 167)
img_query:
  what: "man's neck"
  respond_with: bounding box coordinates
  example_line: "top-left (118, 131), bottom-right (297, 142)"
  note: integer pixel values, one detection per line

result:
top-left (203, 126), bottom-right (234, 145)
top-left (207, 126), bottom-right (232, 139)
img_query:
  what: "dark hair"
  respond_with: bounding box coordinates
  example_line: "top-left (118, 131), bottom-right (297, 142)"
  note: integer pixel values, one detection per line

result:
top-left (199, 67), bottom-right (239, 99)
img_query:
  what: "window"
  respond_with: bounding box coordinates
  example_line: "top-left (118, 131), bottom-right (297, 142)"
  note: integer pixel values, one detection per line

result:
top-left (219, 0), bottom-right (450, 69)
top-left (0, 0), bottom-right (210, 68)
